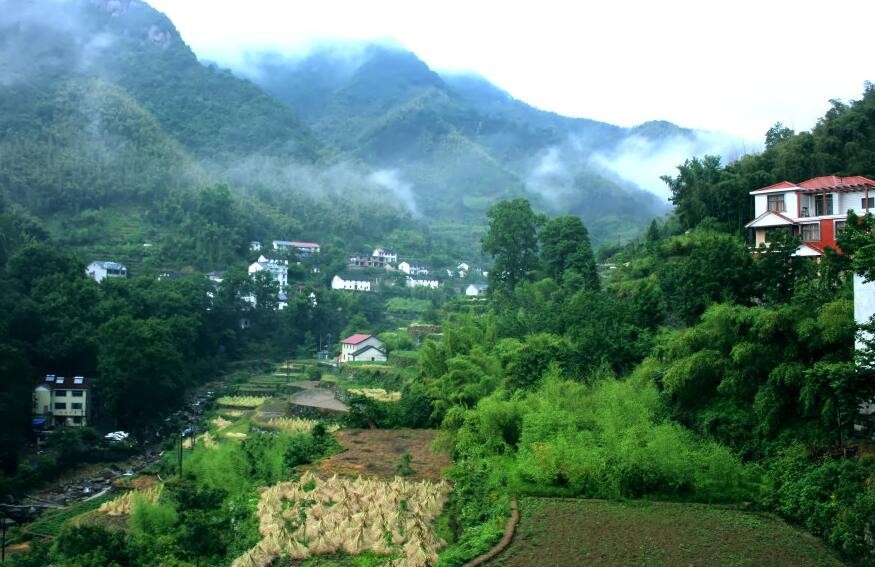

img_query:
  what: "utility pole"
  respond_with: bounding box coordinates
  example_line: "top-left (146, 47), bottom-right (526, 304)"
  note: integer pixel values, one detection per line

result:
top-left (178, 430), bottom-right (183, 477)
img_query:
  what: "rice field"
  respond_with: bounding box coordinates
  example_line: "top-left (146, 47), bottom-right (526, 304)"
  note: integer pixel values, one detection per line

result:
top-left (348, 388), bottom-right (402, 402)
top-left (233, 471), bottom-right (451, 567)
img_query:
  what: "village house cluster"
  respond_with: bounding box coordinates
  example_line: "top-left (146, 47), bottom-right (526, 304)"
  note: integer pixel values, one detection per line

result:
top-left (333, 248), bottom-right (486, 293)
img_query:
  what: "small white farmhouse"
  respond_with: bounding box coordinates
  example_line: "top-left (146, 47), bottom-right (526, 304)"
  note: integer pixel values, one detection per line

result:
top-left (340, 334), bottom-right (387, 363)
top-left (465, 283), bottom-right (488, 296)
top-left (86, 261), bottom-right (128, 283)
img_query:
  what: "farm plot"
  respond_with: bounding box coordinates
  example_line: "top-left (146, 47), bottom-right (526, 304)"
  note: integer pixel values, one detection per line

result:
top-left (317, 429), bottom-right (450, 481)
top-left (233, 471), bottom-right (450, 567)
top-left (490, 498), bottom-right (842, 567)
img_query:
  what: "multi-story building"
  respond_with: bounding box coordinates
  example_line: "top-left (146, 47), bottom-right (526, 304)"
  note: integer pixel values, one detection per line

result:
top-left (248, 255), bottom-right (288, 288)
top-left (33, 375), bottom-right (90, 427)
top-left (372, 248), bottom-right (398, 265)
top-left (745, 175), bottom-right (875, 256)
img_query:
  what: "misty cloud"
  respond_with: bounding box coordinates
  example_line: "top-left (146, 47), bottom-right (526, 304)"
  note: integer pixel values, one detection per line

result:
top-left (215, 156), bottom-right (420, 217)
top-left (368, 169), bottom-right (420, 217)
top-left (590, 131), bottom-right (757, 200)
top-left (525, 147), bottom-right (573, 209)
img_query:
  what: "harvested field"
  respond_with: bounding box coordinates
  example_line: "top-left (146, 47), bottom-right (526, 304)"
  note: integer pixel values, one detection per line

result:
top-left (489, 498), bottom-right (842, 567)
top-left (318, 429), bottom-right (450, 481)
top-left (232, 471), bottom-right (450, 567)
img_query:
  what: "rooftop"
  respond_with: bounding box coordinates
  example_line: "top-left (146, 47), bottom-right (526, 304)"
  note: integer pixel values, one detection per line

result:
top-left (752, 175), bottom-right (875, 193)
top-left (342, 333), bottom-right (373, 345)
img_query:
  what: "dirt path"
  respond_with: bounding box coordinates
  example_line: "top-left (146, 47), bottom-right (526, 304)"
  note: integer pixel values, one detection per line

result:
top-left (290, 381), bottom-right (349, 412)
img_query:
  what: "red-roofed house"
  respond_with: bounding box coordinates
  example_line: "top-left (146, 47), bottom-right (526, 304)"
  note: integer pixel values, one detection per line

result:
top-left (746, 175), bottom-right (875, 255)
top-left (339, 334), bottom-right (387, 363)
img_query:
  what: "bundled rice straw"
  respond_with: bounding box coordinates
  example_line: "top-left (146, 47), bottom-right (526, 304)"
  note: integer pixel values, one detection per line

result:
top-left (261, 418), bottom-right (341, 434)
top-left (232, 473), bottom-right (451, 567)
top-left (216, 395), bottom-right (269, 408)
top-left (99, 484), bottom-right (163, 517)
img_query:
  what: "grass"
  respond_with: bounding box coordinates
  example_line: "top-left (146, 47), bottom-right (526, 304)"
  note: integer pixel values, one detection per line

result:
top-left (490, 498), bottom-right (842, 567)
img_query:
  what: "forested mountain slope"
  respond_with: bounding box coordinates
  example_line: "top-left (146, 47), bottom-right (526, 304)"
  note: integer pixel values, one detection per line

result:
top-left (245, 44), bottom-right (677, 243)
top-left (0, 0), bottom-right (419, 271)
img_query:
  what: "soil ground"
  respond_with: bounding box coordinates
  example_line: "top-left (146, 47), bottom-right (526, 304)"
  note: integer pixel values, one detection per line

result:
top-left (317, 429), bottom-right (450, 481)
top-left (490, 498), bottom-right (842, 567)
top-left (290, 381), bottom-right (349, 412)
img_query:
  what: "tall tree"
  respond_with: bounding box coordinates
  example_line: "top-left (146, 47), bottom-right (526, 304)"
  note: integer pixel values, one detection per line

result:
top-left (482, 198), bottom-right (543, 296)
top-left (539, 215), bottom-right (599, 289)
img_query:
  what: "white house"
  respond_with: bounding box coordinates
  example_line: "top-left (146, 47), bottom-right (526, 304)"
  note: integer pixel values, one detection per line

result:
top-left (249, 255), bottom-right (288, 288)
top-left (340, 334), bottom-right (387, 363)
top-left (205, 271), bottom-right (224, 283)
top-left (372, 248), bottom-right (398, 265)
top-left (273, 240), bottom-right (321, 256)
top-left (399, 261), bottom-right (429, 276)
top-left (746, 175), bottom-right (875, 255)
top-left (457, 262), bottom-right (470, 277)
top-left (331, 275), bottom-right (372, 292)
top-left (466, 283), bottom-right (488, 296)
top-left (86, 261), bottom-right (128, 283)
top-left (250, 241), bottom-right (262, 252)
top-left (406, 277), bottom-right (440, 289)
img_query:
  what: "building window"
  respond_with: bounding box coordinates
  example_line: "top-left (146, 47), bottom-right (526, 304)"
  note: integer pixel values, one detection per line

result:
top-left (71, 403), bottom-right (83, 410)
top-left (862, 197), bottom-right (875, 209)
top-left (801, 223), bottom-right (821, 242)
top-left (71, 390), bottom-right (83, 397)
top-left (73, 416), bottom-right (82, 424)
top-left (835, 220), bottom-right (847, 234)
top-left (814, 194), bottom-right (834, 216)
top-left (54, 402), bottom-right (67, 410)
top-left (767, 194), bottom-right (786, 212)
top-left (54, 390), bottom-right (67, 397)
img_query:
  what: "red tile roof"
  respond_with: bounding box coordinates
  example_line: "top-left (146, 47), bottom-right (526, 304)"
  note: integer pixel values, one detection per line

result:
top-left (341, 333), bottom-right (372, 345)
top-left (797, 175), bottom-right (875, 190)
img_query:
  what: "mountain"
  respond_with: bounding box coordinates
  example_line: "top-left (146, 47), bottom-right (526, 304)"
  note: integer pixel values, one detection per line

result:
top-left (245, 43), bottom-right (677, 244)
top-left (0, 0), bottom-right (422, 271)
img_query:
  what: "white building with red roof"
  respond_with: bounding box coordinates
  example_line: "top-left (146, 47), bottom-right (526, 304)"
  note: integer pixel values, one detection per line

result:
top-left (746, 175), bottom-right (875, 256)
top-left (339, 334), bottom-right (387, 363)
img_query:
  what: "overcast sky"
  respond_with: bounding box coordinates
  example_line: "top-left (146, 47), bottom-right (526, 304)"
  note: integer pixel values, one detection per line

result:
top-left (148, 0), bottom-right (873, 142)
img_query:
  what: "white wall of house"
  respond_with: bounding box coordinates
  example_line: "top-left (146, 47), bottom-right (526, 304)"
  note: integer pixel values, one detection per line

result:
top-left (406, 278), bottom-right (439, 289)
top-left (249, 260), bottom-right (288, 288)
top-left (331, 275), bottom-right (371, 292)
top-left (349, 345), bottom-right (388, 362)
top-left (854, 273), bottom-right (875, 417)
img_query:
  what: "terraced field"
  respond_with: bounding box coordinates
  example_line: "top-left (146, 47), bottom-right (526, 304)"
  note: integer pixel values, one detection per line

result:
top-left (490, 498), bottom-right (842, 567)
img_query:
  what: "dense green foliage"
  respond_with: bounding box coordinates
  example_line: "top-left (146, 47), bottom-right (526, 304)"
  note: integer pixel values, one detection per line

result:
top-left (664, 83), bottom-right (875, 232)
